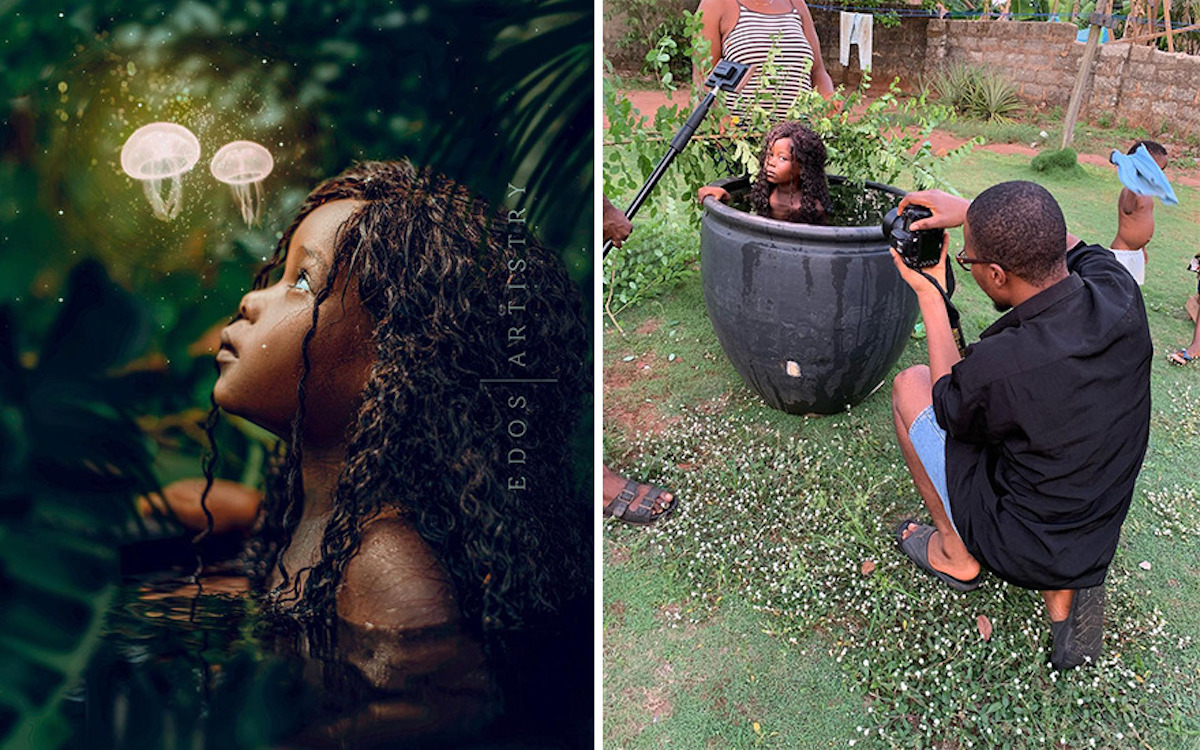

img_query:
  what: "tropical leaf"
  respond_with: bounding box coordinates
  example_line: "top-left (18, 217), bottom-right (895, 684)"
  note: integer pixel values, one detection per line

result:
top-left (0, 262), bottom-right (157, 749)
top-left (419, 0), bottom-right (593, 266)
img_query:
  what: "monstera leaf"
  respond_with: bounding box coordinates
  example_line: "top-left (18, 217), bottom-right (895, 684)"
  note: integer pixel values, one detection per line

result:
top-left (0, 260), bottom-right (157, 750)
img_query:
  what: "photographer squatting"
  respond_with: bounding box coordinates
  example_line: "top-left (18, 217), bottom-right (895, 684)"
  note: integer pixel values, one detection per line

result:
top-left (888, 181), bottom-right (1152, 670)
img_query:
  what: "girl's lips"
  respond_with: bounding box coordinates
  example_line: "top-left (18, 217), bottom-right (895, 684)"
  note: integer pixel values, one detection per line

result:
top-left (216, 347), bottom-right (237, 364)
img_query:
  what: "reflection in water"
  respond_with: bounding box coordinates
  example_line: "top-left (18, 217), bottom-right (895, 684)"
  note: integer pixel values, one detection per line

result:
top-left (59, 566), bottom-right (506, 749)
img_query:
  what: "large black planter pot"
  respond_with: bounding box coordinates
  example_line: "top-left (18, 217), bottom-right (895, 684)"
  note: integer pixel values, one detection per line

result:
top-left (700, 175), bottom-right (918, 415)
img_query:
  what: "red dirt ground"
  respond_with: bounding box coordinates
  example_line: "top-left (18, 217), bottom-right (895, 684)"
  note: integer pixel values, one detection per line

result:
top-left (602, 347), bottom-right (682, 440)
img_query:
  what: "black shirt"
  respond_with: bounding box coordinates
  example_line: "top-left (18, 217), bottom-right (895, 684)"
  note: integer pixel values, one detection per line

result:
top-left (932, 242), bottom-right (1152, 590)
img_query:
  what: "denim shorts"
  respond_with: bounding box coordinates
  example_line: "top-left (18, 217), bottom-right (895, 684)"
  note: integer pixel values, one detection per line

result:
top-left (908, 404), bottom-right (958, 535)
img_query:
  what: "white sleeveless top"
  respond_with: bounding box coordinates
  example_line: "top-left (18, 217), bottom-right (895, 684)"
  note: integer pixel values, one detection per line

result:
top-left (721, 4), bottom-right (815, 122)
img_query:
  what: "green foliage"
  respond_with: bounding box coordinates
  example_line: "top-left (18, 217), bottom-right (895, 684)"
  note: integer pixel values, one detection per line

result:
top-left (0, 262), bottom-right (158, 749)
top-left (969, 70), bottom-right (1023, 122)
top-left (931, 62), bottom-right (1022, 122)
top-left (1031, 147), bottom-right (1081, 172)
top-left (606, 0), bottom-right (697, 80)
top-left (602, 199), bottom-right (699, 318)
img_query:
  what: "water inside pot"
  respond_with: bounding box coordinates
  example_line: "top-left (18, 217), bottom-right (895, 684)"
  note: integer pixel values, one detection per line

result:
top-left (724, 176), bottom-right (900, 228)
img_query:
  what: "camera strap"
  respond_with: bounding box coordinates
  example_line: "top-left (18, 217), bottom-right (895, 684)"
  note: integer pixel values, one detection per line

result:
top-left (916, 266), bottom-right (968, 358)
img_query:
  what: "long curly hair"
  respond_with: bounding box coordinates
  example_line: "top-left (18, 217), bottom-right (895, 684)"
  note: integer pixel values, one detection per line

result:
top-left (212, 161), bottom-right (589, 655)
top-left (747, 121), bottom-right (831, 225)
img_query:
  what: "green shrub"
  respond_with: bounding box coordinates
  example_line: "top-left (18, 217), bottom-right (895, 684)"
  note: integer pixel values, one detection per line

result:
top-left (1031, 147), bottom-right (1079, 172)
top-left (602, 199), bottom-right (699, 317)
top-left (606, 0), bottom-right (695, 79)
top-left (931, 63), bottom-right (1022, 122)
top-left (931, 62), bottom-right (979, 113)
top-left (967, 70), bottom-right (1022, 122)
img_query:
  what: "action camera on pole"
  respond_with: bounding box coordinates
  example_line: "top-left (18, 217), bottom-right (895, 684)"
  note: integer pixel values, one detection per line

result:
top-left (602, 60), bottom-right (750, 258)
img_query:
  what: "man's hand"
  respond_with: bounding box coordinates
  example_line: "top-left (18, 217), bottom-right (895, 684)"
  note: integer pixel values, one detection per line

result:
top-left (890, 233), bottom-right (952, 296)
top-left (697, 185), bottom-right (731, 206)
top-left (899, 190), bottom-right (971, 231)
top-left (603, 195), bottom-right (633, 247)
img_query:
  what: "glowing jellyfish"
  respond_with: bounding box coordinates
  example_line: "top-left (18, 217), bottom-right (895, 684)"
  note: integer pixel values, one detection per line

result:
top-left (120, 122), bottom-right (201, 221)
top-left (210, 140), bottom-right (274, 226)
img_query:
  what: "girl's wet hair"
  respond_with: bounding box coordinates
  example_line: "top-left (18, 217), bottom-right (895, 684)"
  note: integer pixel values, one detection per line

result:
top-left (209, 160), bottom-right (589, 654)
top-left (748, 121), bottom-right (831, 225)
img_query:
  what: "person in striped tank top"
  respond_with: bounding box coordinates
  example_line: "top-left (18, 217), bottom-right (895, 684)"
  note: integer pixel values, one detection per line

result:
top-left (695, 0), bottom-right (834, 122)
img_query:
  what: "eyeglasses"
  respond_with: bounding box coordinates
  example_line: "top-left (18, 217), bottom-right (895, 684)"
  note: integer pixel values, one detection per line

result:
top-left (955, 247), bottom-right (1007, 271)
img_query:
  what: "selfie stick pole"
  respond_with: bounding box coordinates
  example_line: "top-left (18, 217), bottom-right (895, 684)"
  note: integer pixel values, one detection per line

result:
top-left (602, 61), bottom-right (749, 259)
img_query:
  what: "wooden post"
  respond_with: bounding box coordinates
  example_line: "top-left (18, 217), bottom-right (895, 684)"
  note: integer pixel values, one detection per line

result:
top-left (1061, 0), bottom-right (1112, 149)
top-left (1070, 0), bottom-right (1081, 23)
top-left (1051, 0), bottom-right (1061, 18)
top-left (1165, 0), bottom-right (1175, 51)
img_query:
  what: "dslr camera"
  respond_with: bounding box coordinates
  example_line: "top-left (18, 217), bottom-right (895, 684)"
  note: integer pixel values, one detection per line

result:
top-left (882, 205), bottom-right (944, 270)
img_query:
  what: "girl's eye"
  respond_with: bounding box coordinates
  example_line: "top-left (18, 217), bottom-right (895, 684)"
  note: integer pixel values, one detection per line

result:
top-left (292, 269), bottom-right (313, 293)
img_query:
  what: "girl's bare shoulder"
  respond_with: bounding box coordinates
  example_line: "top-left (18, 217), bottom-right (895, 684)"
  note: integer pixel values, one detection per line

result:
top-left (337, 513), bottom-right (459, 631)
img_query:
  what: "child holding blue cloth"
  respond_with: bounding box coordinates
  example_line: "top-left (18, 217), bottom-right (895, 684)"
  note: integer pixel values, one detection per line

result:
top-left (1109, 140), bottom-right (1175, 285)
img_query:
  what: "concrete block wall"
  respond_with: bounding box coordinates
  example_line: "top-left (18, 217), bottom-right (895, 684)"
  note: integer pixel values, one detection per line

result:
top-left (925, 19), bottom-right (1200, 135)
top-left (609, 6), bottom-right (1200, 136)
top-left (810, 10), bottom-right (931, 92)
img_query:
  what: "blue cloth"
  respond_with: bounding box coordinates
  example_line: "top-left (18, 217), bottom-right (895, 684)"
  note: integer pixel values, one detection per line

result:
top-left (908, 404), bottom-right (959, 536)
top-left (1111, 145), bottom-right (1179, 205)
top-left (1075, 27), bottom-right (1109, 43)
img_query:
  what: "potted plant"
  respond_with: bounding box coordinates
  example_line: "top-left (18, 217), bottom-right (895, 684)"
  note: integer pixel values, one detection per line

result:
top-left (604, 40), bottom-right (977, 414)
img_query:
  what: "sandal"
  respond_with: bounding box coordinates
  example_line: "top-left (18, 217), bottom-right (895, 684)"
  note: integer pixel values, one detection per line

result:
top-left (895, 519), bottom-right (982, 592)
top-left (1168, 348), bottom-right (1196, 366)
top-left (604, 479), bottom-right (678, 525)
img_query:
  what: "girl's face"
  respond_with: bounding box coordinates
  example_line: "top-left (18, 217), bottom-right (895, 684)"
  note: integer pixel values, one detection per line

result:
top-left (764, 138), bottom-right (796, 185)
top-left (213, 199), bottom-right (376, 446)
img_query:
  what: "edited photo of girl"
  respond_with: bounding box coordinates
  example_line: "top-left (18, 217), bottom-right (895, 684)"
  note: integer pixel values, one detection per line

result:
top-left (0, 1), bottom-right (592, 748)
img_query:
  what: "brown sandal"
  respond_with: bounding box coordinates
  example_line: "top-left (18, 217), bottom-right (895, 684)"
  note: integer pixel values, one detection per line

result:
top-left (604, 480), bottom-right (678, 525)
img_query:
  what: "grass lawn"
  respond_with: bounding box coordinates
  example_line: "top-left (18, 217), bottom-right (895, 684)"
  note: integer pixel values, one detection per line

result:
top-left (602, 149), bottom-right (1200, 748)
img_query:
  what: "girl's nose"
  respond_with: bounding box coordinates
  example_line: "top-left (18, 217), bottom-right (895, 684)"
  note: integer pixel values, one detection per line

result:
top-left (238, 287), bottom-right (266, 321)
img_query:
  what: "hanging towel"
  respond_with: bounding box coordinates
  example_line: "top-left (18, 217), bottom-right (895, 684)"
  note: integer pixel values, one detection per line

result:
top-left (1110, 145), bottom-right (1178, 205)
top-left (838, 12), bottom-right (873, 72)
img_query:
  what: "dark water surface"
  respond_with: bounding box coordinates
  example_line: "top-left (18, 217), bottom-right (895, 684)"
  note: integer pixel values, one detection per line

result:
top-left (59, 561), bottom-right (586, 749)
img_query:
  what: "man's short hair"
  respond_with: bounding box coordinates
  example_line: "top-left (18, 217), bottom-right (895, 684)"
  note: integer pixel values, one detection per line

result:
top-left (1128, 139), bottom-right (1167, 158)
top-left (966, 181), bottom-right (1066, 286)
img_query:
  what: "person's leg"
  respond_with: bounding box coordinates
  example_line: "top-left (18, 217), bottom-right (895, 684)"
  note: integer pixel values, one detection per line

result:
top-left (602, 464), bottom-right (675, 523)
top-left (1169, 305), bottom-right (1200, 363)
top-left (1041, 589), bottom-right (1073, 621)
top-left (891, 366), bottom-right (980, 583)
